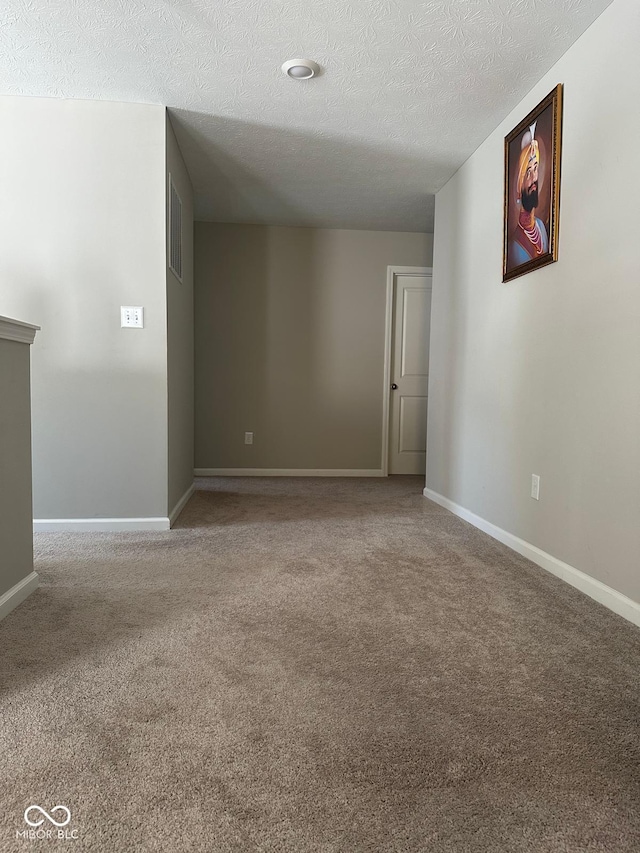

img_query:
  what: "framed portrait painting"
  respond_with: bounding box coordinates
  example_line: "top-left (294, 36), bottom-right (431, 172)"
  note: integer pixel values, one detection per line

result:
top-left (503, 84), bottom-right (563, 282)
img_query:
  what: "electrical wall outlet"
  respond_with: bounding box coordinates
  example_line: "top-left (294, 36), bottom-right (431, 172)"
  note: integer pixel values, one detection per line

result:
top-left (121, 306), bottom-right (144, 328)
top-left (244, 432), bottom-right (254, 445)
top-left (531, 474), bottom-right (540, 501)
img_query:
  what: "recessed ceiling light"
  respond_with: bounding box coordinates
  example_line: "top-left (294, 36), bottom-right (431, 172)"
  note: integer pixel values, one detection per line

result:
top-left (281, 59), bottom-right (320, 80)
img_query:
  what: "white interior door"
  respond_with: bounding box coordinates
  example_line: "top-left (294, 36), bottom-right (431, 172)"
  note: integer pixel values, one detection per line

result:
top-left (388, 273), bottom-right (432, 474)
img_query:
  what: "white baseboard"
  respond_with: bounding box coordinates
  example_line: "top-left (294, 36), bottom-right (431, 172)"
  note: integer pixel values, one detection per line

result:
top-left (0, 571), bottom-right (39, 622)
top-left (194, 468), bottom-right (385, 477)
top-left (169, 483), bottom-right (195, 527)
top-left (423, 487), bottom-right (640, 629)
top-left (34, 517), bottom-right (170, 532)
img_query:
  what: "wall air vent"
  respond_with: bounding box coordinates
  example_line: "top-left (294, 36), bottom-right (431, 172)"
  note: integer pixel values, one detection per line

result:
top-left (169, 175), bottom-right (183, 282)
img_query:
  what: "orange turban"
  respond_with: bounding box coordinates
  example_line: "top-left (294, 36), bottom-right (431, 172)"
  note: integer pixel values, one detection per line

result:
top-left (516, 122), bottom-right (540, 196)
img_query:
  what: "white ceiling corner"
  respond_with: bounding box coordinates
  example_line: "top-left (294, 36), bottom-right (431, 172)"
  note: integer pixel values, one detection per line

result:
top-left (0, 0), bottom-right (614, 232)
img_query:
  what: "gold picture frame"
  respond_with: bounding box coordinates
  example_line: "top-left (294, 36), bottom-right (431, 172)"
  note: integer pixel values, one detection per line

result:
top-left (503, 84), bottom-right (563, 282)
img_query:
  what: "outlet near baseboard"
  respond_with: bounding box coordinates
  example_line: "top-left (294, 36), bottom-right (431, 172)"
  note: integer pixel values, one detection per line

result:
top-left (531, 474), bottom-right (540, 500)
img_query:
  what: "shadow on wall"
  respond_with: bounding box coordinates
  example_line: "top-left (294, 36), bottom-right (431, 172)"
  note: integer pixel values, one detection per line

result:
top-left (194, 223), bottom-right (326, 469)
top-left (427, 170), bottom-right (466, 502)
top-left (169, 110), bottom-right (441, 231)
top-left (194, 222), bottom-right (264, 470)
top-left (194, 223), bottom-right (432, 470)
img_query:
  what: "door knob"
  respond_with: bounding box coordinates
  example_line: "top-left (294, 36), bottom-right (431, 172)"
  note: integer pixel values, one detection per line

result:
top-left (391, 383), bottom-right (398, 390)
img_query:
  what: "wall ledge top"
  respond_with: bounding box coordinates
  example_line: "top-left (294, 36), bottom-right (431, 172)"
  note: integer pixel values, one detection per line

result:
top-left (0, 315), bottom-right (40, 345)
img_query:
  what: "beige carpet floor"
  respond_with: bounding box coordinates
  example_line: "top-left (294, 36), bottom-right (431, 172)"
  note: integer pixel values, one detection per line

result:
top-left (1, 476), bottom-right (639, 852)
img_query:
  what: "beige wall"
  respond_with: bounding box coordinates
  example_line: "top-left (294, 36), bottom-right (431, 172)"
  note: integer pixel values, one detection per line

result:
top-left (427, 0), bottom-right (640, 602)
top-left (166, 114), bottom-right (194, 513)
top-left (0, 336), bottom-right (34, 598)
top-left (195, 224), bottom-right (432, 470)
top-left (0, 96), bottom-right (168, 519)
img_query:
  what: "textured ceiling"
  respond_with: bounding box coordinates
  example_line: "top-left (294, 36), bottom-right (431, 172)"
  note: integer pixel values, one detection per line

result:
top-left (0, 0), bottom-right (613, 231)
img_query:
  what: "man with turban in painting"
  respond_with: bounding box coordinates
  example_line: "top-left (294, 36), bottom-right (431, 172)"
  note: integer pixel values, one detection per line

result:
top-left (509, 121), bottom-right (549, 267)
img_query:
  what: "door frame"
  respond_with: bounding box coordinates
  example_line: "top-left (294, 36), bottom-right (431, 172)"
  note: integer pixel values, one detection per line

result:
top-left (381, 265), bottom-right (433, 476)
